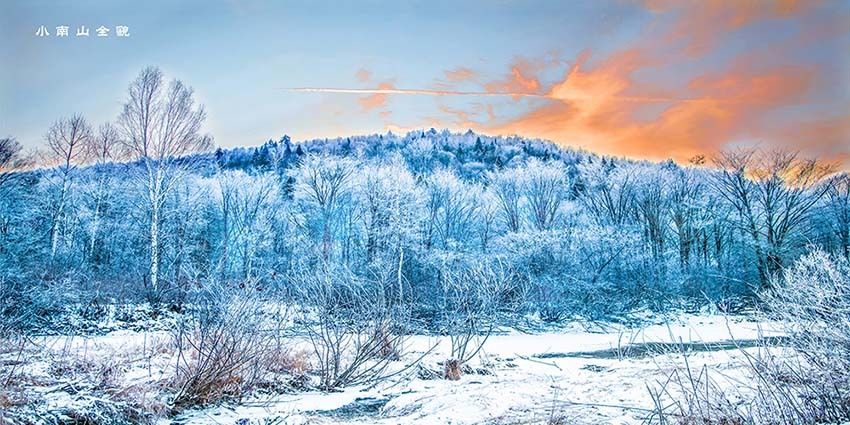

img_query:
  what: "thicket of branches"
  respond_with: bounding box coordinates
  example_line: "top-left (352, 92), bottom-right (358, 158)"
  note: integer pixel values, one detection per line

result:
top-left (1, 67), bottom-right (848, 334)
top-left (648, 250), bottom-right (850, 424)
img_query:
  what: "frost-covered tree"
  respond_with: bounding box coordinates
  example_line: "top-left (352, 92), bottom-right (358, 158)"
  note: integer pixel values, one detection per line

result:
top-left (632, 166), bottom-right (670, 263)
top-left (579, 161), bottom-right (635, 227)
top-left (825, 173), bottom-right (850, 260)
top-left (488, 167), bottom-right (523, 233)
top-left (523, 159), bottom-right (569, 231)
top-left (713, 150), bottom-right (833, 288)
top-left (215, 170), bottom-right (279, 281)
top-left (82, 123), bottom-right (122, 263)
top-left (43, 114), bottom-right (92, 260)
top-left (425, 169), bottom-right (477, 250)
top-left (358, 158), bottom-right (423, 258)
top-left (0, 137), bottom-right (29, 190)
top-left (4, 115), bottom-right (844, 325)
top-left (292, 155), bottom-right (356, 264)
top-left (667, 168), bottom-right (704, 269)
top-left (118, 66), bottom-right (212, 299)
top-left (0, 137), bottom-right (31, 258)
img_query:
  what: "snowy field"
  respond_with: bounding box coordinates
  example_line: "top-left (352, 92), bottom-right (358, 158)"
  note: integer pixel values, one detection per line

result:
top-left (1, 313), bottom-right (784, 424)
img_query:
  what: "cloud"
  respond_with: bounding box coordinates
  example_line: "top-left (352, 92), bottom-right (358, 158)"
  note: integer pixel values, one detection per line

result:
top-left (489, 47), bottom-right (818, 161)
top-left (355, 68), bottom-right (372, 82)
top-left (286, 2), bottom-right (847, 165)
top-left (479, 1), bottom-right (848, 164)
top-left (484, 58), bottom-right (543, 99)
top-left (358, 81), bottom-right (394, 111)
top-left (439, 105), bottom-right (477, 128)
top-left (443, 67), bottom-right (477, 82)
top-left (644, 0), bottom-right (810, 55)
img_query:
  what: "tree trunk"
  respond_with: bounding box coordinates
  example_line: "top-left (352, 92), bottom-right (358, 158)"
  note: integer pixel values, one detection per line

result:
top-left (150, 205), bottom-right (160, 295)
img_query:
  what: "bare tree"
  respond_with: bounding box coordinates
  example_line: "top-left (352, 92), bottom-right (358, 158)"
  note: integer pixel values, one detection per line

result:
top-left (633, 168), bottom-right (669, 262)
top-left (44, 115), bottom-right (92, 259)
top-left (524, 159), bottom-right (568, 231)
top-left (293, 155), bottom-right (356, 263)
top-left (579, 162), bottom-right (635, 227)
top-left (0, 137), bottom-right (30, 190)
top-left (118, 66), bottom-right (212, 300)
top-left (84, 123), bottom-right (122, 261)
top-left (825, 173), bottom-right (850, 260)
top-left (0, 137), bottom-right (31, 254)
top-left (669, 169), bottom-right (701, 268)
top-left (217, 171), bottom-right (277, 281)
top-left (293, 266), bottom-right (417, 391)
top-left (437, 259), bottom-right (517, 380)
top-left (488, 169), bottom-right (522, 232)
top-left (425, 170), bottom-right (477, 249)
top-left (713, 149), bottom-right (833, 288)
top-left (475, 187), bottom-right (499, 252)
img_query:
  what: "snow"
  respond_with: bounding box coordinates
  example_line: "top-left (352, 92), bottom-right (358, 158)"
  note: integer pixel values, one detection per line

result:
top-left (1, 314), bottom-right (782, 424)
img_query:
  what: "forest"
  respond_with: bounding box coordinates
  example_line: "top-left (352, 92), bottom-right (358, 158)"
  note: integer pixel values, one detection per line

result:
top-left (1, 67), bottom-right (849, 424)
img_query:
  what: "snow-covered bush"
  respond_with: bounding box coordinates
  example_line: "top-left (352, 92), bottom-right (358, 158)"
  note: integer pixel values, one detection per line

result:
top-left (170, 286), bottom-right (292, 409)
top-left (292, 266), bottom-right (413, 391)
top-left (438, 258), bottom-right (518, 367)
top-left (759, 250), bottom-right (850, 420)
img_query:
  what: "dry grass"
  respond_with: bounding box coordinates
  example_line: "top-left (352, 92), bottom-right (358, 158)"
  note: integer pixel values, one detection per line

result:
top-left (268, 347), bottom-right (312, 375)
top-left (443, 358), bottom-right (462, 381)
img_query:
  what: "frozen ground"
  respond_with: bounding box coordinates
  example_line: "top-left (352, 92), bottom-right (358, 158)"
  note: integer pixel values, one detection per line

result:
top-left (0, 313), bottom-right (784, 424)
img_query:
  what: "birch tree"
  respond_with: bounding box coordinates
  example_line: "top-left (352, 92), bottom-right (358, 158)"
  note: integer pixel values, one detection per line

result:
top-left (44, 115), bottom-right (92, 260)
top-left (118, 67), bottom-right (212, 299)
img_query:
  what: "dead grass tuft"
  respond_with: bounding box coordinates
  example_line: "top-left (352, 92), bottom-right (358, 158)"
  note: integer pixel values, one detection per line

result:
top-left (443, 358), bottom-right (462, 381)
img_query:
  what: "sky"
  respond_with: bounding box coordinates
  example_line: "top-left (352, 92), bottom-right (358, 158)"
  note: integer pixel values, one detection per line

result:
top-left (1, 0), bottom-right (849, 166)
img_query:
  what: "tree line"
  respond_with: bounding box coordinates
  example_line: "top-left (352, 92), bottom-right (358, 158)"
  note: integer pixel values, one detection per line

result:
top-left (1, 67), bottom-right (848, 330)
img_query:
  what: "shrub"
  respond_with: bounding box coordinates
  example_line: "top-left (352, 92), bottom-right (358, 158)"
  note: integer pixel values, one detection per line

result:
top-left (293, 267), bottom-right (416, 391)
top-left (435, 258), bottom-right (518, 379)
top-left (169, 286), bottom-right (291, 410)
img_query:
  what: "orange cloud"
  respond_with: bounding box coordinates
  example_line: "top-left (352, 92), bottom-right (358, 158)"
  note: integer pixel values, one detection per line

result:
top-left (444, 67), bottom-right (477, 82)
top-left (770, 114), bottom-right (850, 168)
top-left (358, 81), bottom-right (394, 111)
top-left (645, 0), bottom-right (809, 55)
top-left (297, 2), bottom-right (846, 166)
top-left (439, 105), bottom-right (477, 129)
top-left (356, 68), bottom-right (372, 82)
top-left (489, 48), bottom-right (818, 162)
top-left (476, 1), bottom-right (847, 164)
top-left (484, 58), bottom-right (542, 99)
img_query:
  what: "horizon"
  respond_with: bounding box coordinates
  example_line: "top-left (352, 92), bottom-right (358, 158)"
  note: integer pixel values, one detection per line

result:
top-left (2, 0), bottom-right (849, 168)
top-left (13, 126), bottom-right (850, 176)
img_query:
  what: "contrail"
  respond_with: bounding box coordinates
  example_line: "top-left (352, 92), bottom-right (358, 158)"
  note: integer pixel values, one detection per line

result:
top-left (283, 87), bottom-right (546, 98)
top-left (283, 87), bottom-right (754, 104)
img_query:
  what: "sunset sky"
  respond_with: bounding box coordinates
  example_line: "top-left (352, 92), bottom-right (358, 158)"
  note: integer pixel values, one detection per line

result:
top-left (2, 0), bottom-right (849, 165)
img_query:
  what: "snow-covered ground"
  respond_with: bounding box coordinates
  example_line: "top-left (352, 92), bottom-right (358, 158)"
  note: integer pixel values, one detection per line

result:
top-left (1, 314), bottom-right (784, 424)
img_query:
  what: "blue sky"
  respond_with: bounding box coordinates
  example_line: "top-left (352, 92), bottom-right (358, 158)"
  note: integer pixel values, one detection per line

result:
top-left (2, 0), bottom-right (848, 165)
